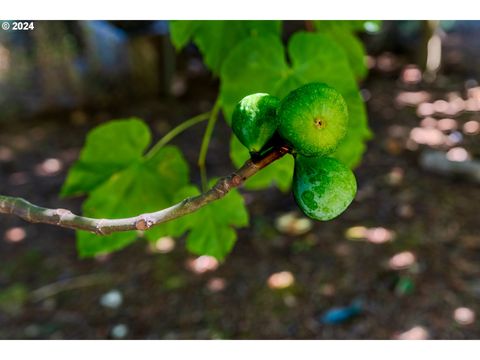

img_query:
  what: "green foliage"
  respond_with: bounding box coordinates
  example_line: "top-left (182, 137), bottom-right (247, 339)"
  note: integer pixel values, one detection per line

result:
top-left (76, 143), bottom-right (190, 257)
top-left (313, 21), bottom-right (380, 79)
top-left (63, 119), bottom-right (249, 259)
top-left (169, 20), bottom-right (282, 74)
top-left (61, 118), bottom-right (151, 197)
top-left (182, 183), bottom-right (249, 260)
top-left (221, 32), bottom-right (370, 169)
top-left (314, 23), bottom-right (367, 79)
top-left (61, 20), bottom-right (376, 260)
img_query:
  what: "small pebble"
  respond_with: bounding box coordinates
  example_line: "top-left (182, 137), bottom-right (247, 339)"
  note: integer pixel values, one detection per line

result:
top-left (100, 290), bottom-right (123, 309)
top-left (111, 324), bottom-right (129, 339)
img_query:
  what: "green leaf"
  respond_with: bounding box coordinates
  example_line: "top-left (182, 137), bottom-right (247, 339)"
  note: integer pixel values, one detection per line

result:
top-left (287, 32), bottom-right (372, 167)
top-left (169, 21), bottom-right (200, 49)
top-left (313, 21), bottom-right (369, 79)
top-left (221, 32), bottom-right (370, 178)
top-left (61, 118), bottom-right (150, 197)
top-left (315, 20), bottom-right (382, 33)
top-left (169, 20), bottom-right (282, 74)
top-left (76, 145), bottom-right (190, 258)
top-left (230, 135), bottom-right (294, 192)
top-left (183, 183), bottom-right (249, 260)
top-left (220, 35), bottom-right (288, 122)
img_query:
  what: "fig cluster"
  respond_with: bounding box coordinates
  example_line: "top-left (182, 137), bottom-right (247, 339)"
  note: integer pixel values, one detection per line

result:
top-left (231, 82), bottom-right (357, 221)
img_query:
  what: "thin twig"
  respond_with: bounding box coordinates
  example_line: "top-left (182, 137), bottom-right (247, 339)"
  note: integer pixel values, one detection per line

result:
top-left (145, 111), bottom-right (210, 160)
top-left (198, 99), bottom-right (221, 191)
top-left (30, 273), bottom-right (114, 303)
top-left (0, 146), bottom-right (290, 235)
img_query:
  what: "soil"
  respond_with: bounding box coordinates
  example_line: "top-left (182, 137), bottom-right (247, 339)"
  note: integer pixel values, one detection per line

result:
top-left (1, 32), bottom-right (480, 339)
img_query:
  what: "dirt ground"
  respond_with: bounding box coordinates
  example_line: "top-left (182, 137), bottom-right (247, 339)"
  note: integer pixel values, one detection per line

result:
top-left (1, 29), bottom-right (480, 339)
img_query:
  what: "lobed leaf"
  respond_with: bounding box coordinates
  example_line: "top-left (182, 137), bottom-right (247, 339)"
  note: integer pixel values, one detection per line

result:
top-left (183, 183), bottom-right (249, 260)
top-left (61, 118), bottom-right (151, 197)
top-left (169, 20), bottom-right (282, 74)
top-left (221, 32), bottom-right (371, 179)
top-left (76, 145), bottom-right (190, 257)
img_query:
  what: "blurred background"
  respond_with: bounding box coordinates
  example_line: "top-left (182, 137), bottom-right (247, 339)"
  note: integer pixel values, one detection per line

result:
top-left (1, 20), bottom-right (480, 339)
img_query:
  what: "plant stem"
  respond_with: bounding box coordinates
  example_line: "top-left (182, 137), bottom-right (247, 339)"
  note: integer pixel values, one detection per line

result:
top-left (145, 111), bottom-right (210, 159)
top-left (198, 98), bottom-right (221, 191)
top-left (0, 146), bottom-right (290, 235)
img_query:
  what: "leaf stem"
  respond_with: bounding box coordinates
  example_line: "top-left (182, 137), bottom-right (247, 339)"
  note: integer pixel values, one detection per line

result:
top-left (145, 111), bottom-right (211, 159)
top-left (198, 98), bottom-right (221, 191)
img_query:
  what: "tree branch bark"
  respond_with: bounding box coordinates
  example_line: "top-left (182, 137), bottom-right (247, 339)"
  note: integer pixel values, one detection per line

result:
top-left (0, 146), bottom-right (290, 235)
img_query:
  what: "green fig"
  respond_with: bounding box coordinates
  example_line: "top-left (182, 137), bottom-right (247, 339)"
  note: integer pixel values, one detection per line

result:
top-left (278, 83), bottom-right (348, 157)
top-left (293, 155), bottom-right (356, 221)
top-left (232, 93), bottom-right (280, 154)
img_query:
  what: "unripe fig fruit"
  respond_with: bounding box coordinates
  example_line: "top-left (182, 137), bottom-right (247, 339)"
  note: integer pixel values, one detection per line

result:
top-left (232, 93), bottom-right (280, 154)
top-left (278, 83), bottom-right (348, 157)
top-left (293, 155), bottom-right (356, 221)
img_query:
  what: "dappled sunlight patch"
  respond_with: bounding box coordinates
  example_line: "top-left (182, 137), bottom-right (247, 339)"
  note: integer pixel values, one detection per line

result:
top-left (366, 227), bottom-right (395, 244)
top-left (465, 98), bottom-right (480, 112)
top-left (447, 98), bottom-right (465, 116)
top-left (345, 226), bottom-right (395, 244)
top-left (396, 91), bottom-right (430, 107)
top-left (463, 120), bottom-right (480, 135)
top-left (345, 226), bottom-right (368, 240)
top-left (437, 118), bottom-right (458, 132)
top-left (4, 227), bottom-right (26, 243)
top-left (420, 117), bottom-right (438, 128)
top-left (186, 256), bottom-right (219, 274)
top-left (388, 251), bottom-right (416, 270)
top-left (467, 86), bottom-right (480, 101)
top-left (416, 97), bottom-right (466, 118)
top-left (446, 147), bottom-right (470, 162)
top-left (148, 236), bottom-right (175, 254)
top-left (453, 307), bottom-right (475, 326)
top-left (400, 65), bottom-right (422, 85)
top-left (409, 127), bottom-right (445, 146)
top-left (417, 102), bottom-right (435, 117)
top-left (267, 271), bottom-right (295, 290)
top-left (34, 158), bottom-right (63, 176)
top-left (206, 277), bottom-right (226, 293)
top-left (433, 100), bottom-right (450, 114)
top-left (275, 212), bottom-right (313, 236)
top-left (395, 325), bottom-right (429, 340)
